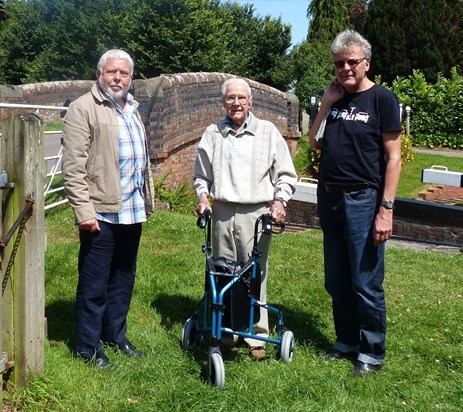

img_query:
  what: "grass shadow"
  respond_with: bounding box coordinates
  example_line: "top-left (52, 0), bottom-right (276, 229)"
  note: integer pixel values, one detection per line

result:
top-left (274, 303), bottom-right (333, 354)
top-left (151, 291), bottom-right (332, 362)
top-left (150, 293), bottom-right (199, 329)
top-left (45, 299), bottom-right (76, 351)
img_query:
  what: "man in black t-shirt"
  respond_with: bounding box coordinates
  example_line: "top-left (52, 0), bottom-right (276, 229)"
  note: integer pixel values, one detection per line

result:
top-left (309, 30), bottom-right (402, 377)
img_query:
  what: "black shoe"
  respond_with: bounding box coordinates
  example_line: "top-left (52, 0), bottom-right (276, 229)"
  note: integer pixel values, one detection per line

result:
top-left (80, 353), bottom-right (116, 370)
top-left (117, 343), bottom-right (145, 357)
top-left (324, 349), bottom-right (357, 362)
top-left (218, 342), bottom-right (233, 354)
top-left (352, 360), bottom-right (382, 377)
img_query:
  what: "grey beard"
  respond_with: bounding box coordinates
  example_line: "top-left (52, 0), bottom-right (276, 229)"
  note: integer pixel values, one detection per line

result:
top-left (97, 76), bottom-right (130, 100)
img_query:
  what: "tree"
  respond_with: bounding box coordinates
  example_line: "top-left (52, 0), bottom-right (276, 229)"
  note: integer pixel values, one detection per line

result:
top-left (0, 0), bottom-right (294, 90)
top-left (120, 0), bottom-right (292, 89)
top-left (366, 0), bottom-right (463, 83)
top-left (290, 0), bottom-right (351, 109)
top-left (0, 0), bottom-right (7, 20)
top-left (307, 0), bottom-right (349, 42)
top-left (0, 0), bottom-right (52, 84)
top-left (238, 14), bottom-right (292, 89)
top-left (292, 41), bottom-right (333, 109)
top-left (0, 0), bottom-right (125, 84)
top-left (28, 0), bottom-right (125, 82)
top-left (347, 0), bottom-right (367, 33)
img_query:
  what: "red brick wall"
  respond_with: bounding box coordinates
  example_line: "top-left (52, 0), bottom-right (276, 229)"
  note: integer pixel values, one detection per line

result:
top-left (1, 73), bottom-right (301, 187)
top-left (132, 72), bottom-right (300, 186)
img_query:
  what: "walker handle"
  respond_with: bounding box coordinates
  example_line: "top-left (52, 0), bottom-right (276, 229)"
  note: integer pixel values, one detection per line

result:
top-left (197, 208), bottom-right (212, 229)
top-left (260, 214), bottom-right (285, 235)
top-left (272, 221), bottom-right (286, 234)
top-left (252, 214), bottom-right (285, 250)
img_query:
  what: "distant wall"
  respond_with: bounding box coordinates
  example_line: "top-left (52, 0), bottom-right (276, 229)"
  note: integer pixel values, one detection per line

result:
top-left (0, 73), bottom-right (301, 187)
top-left (0, 80), bottom-right (94, 123)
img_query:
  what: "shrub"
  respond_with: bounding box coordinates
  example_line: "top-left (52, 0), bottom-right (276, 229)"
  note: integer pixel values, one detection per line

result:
top-left (401, 133), bottom-right (414, 165)
top-left (292, 136), bottom-right (311, 175)
top-left (307, 147), bottom-right (321, 178)
top-left (154, 174), bottom-right (197, 215)
top-left (390, 68), bottom-right (463, 150)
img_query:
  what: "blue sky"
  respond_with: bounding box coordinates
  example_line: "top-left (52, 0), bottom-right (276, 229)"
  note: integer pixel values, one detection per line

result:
top-left (225, 0), bottom-right (310, 46)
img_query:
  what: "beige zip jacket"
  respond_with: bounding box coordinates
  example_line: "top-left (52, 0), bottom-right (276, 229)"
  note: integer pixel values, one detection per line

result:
top-left (62, 83), bottom-right (155, 224)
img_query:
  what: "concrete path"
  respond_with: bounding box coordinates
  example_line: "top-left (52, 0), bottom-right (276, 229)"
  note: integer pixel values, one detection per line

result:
top-left (388, 238), bottom-right (462, 254)
top-left (413, 148), bottom-right (463, 158)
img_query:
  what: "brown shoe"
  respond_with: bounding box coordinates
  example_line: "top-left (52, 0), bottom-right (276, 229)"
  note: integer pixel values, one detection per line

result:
top-left (249, 346), bottom-right (266, 360)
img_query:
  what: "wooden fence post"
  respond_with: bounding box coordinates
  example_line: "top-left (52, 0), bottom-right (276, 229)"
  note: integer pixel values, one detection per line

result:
top-left (1, 114), bottom-right (45, 394)
top-left (0, 116), bottom-right (3, 410)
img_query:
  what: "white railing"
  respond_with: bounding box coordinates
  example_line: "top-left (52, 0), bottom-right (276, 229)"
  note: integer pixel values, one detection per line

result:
top-left (0, 102), bottom-right (68, 111)
top-left (1, 103), bottom-right (68, 210)
top-left (43, 131), bottom-right (66, 210)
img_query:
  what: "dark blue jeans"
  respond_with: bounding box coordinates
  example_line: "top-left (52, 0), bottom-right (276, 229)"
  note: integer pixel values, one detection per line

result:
top-left (76, 221), bottom-right (142, 357)
top-left (318, 186), bottom-right (386, 365)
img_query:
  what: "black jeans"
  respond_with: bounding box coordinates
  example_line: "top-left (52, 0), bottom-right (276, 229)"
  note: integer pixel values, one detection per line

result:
top-left (75, 221), bottom-right (142, 357)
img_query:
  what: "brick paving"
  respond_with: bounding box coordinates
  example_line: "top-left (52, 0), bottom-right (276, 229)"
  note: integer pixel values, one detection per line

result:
top-left (418, 185), bottom-right (463, 205)
top-left (413, 148), bottom-right (463, 205)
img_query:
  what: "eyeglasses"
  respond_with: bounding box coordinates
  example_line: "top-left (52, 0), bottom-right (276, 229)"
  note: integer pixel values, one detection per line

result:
top-left (224, 95), bottom-right (249, 104)
top-left (334, 58), bottom-right (367, 69)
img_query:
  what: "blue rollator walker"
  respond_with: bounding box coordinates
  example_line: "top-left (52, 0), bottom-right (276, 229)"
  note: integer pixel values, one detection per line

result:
top-left (181, 209), bottom-right (295, 387)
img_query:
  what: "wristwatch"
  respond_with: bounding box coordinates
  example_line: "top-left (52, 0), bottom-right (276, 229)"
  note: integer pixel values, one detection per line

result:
top-left (380, 200), bottom-right (395, 210)
top-left (274, 197), bottom-right (287, 208)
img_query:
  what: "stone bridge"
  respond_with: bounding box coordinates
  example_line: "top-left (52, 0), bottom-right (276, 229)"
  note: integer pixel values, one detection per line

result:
top-left (0, 73), bottom-right (301, 187)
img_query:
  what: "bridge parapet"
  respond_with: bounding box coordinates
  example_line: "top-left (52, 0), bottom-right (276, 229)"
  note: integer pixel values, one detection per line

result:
top-left (1, 73), bottom-right (300, 186)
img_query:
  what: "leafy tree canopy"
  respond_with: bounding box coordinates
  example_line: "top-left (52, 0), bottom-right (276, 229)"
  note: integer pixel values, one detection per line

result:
top-left (0, 0), bottom-right (293, 90)
top-left (307, 0), bottom-right (349, 42)
top-left (291, 0), bottom-right (352, 108)
top-left (366, 0), bottom-right (463, 83)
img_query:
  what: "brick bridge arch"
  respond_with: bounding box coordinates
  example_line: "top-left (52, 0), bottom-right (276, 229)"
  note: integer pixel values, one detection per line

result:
top-left (0, 73), bottom-right (301, 187)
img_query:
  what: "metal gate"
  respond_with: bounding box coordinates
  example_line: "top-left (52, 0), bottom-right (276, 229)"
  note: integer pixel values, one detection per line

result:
top-left (1, 103), bottom-right (68, 211)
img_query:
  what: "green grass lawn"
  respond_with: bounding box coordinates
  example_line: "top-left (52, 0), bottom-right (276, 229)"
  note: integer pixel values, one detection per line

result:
top-left (397, 152), bottom-right (463, 199)
top-left (4, 205), bottom-right (462, 411)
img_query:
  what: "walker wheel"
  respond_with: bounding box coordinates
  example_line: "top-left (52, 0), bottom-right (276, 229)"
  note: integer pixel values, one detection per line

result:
top-left (279, 330), bottom-right (295, 363)
top-left (181, 317), bottom-right (198, 350)
top-left (208, 352), bottom-right (225, 388)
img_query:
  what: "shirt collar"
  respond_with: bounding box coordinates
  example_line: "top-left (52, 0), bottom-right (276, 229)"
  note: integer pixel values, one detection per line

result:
top-left (98, 86), bottom-right (134, 110)
top-left (220, 112), bottom-right (256, 137)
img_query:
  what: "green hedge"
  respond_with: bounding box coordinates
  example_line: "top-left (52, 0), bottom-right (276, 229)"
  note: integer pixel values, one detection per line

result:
top-left (389, 67), bottom-right (463, 150)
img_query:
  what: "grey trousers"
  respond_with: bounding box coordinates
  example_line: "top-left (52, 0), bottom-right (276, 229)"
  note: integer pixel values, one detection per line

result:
top-left (212, 201), bottom-right (271, 347)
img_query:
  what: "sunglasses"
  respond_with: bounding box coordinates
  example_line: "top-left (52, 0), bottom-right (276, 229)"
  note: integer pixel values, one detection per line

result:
top-left (334, 58), bottom-right (367, 69)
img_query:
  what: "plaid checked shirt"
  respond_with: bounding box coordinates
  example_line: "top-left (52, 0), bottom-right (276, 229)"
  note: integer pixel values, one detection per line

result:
top-left (96, 91), bottom-right (147, 225)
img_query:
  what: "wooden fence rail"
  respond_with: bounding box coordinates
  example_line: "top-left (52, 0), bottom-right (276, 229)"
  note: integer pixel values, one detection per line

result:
top-left (1, 114), bottom-right (45, 408)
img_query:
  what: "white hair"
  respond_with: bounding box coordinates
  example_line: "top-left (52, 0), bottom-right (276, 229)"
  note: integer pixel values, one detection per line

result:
top-left (97, 49), bottom-right (134, 74)
top-left (221, 78), bottom-right (252, 97)
top-left (331, 30), bottom-right (372, 59)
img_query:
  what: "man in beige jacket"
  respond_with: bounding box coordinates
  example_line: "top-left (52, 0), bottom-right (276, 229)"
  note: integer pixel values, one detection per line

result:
top-left (63, 49), bottom-right (154, 369)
